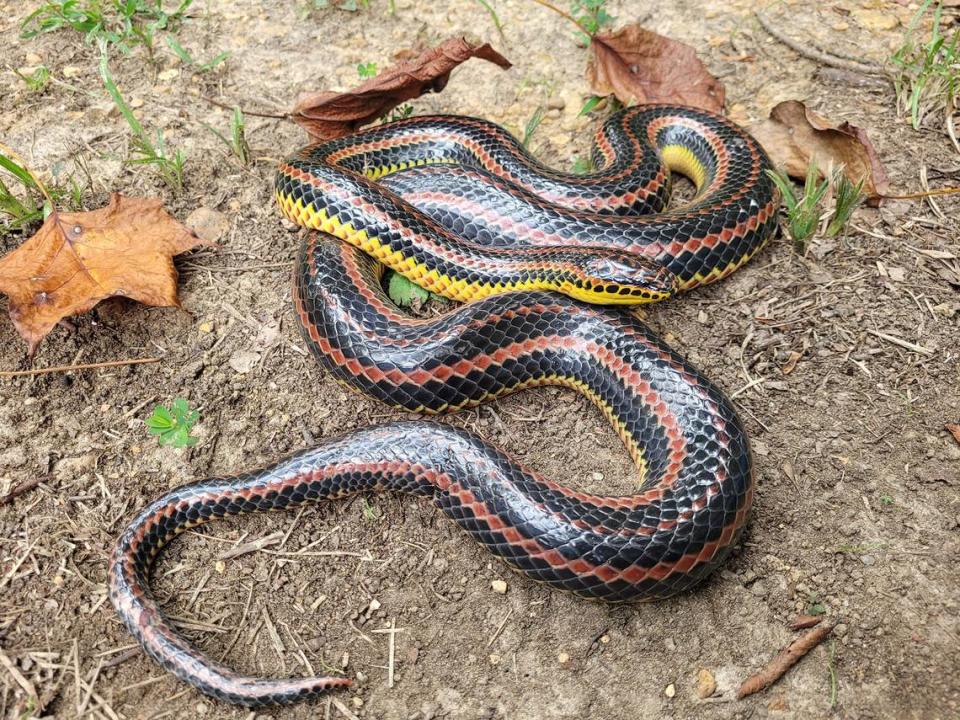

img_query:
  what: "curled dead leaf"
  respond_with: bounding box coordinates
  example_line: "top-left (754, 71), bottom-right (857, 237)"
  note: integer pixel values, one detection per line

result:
top-left (946, 423), bottom-right (960, 446)
top-left (291, 37), bottom-right (511, 140)
top-left (586, 24), bottom-right (725, 113)
top-left (0, 193), bottom-right (205, 355)
top-left (750, 100), bottom-right (890, 205)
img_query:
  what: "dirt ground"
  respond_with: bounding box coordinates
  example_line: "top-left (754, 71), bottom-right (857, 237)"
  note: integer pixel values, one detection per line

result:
top-left (1, 0), bottom-right (959, 718)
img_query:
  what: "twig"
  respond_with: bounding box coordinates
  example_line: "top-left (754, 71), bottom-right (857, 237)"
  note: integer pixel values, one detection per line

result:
top-left (0, 356), bottom-right (161, 378)
top-left (331, 697), bottom-right (361, 720)
top-left (755, 12), bottom-right (886, 77)
top-left (200, 94), bottom-right (288, 119)
top-left (0, 648), bottom-right (39, 709)
top-left (738, 620), bottom-right (837, 698)
top-left (0, 476), bottom-right (45, 506)
top-left (219, 531), bottom-right (284, 560)
top-left (530, 0), bottom-right (591, 35)
top-left (865, 329), bottom-right (934, 356)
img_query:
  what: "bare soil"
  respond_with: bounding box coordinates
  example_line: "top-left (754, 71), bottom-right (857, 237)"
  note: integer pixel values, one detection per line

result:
top-left (1, 1), bottom-right (959, 719)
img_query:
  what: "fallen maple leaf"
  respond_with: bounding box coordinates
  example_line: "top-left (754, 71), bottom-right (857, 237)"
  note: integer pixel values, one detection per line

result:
top-left (586, 23), bottom-right (725, 113)
top-left (291, 37), bottom-right (511, 140)
top-left (750, 100), bottom-right (890, 205)
top-left (0, 193), bottom-right (204, 355)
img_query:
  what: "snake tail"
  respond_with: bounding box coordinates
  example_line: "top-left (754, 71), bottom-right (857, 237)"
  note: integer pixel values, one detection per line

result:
top-left (109, 237), bottom-right (753, 706)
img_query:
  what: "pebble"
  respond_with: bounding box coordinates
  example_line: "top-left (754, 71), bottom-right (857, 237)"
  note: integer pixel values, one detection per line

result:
top-left (664, 683), bottom-right (676, 698)
top-left (157, 68), bottom-right (180, 81)
top-left (558, 651), bottom-right (570, 665)
top-left (491, 579), bottom-right (508, 594)
top-left (228, 349), bottom-right (260, 374)
top-left (547, 96), bottom-right (565, 110)
top-left (695, 668), bottom-right (717, 699)
top-left (489, 653), bottom-right (501, 665)
top-left (860, 554), bottom-right (876, 566)
top-left (62, 65), bottom-right (82, 78)
top-left (25, 52), bottom-right (42, 65)
top-left (186, 206), bottom-right (231, 244)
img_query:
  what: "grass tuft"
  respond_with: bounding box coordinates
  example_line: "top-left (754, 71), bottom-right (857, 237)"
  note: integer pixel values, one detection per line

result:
top-left (99, 45), bottom-right (186, 190)
top-left (890, 0), bottom-right (959, 130)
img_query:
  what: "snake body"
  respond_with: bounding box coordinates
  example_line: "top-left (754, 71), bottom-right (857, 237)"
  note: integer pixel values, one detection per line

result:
top-left (109, 105), bottom-right (779, 706)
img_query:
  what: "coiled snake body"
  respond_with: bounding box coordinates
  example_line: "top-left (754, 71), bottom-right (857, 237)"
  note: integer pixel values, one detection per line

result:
top-left (109, 105), bottom-right (779, 706)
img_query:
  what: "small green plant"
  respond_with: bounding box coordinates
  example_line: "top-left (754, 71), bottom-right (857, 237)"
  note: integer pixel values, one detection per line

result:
top-left (22, 0), bottom-right (194, 53)
top-left (522, 106), bottom-right (546, 148)
top-left (578, 95), bottom-right (604, 116)
top-left (311, 0), bottom-right (368, 11)
top-left (388, 104), bottom-right (414, 122)
top-left (100, 47), bottom-right (185, 190)
top-left (166, 36), bottom-right (229, 72)
top-left (15, 65), bottom-right (51, 92)
top-left (890, 0), bottom-right (959, 130)
top-left (357, 61), bottom-right (378, 78)
top-left (473, 0), bottom-right (505, 38)
top-left (361, 496), bottom-right (378, 522)
top-left (570, 0), bottom-right (615, 42)
top-left (768, 163), bottom-right (866, 253)
top-left (806, 594), bottom-right (826, 616)
top-left (145, 398), bottom-right (200, 447)
top-left (386, 271), bottom-right (430, 308)
top-left (0, 151), bottom-right (48, 233)
top-left (767, 163), bottom-right (829, 252)
top-left (571, 155), bottom-right (594, 174)
top-left (879, 494), bottom-right (894, 506)
top-left (205, 107), bottom-right (251, 166)
top-left (825, 174), bottom-right (865, 238)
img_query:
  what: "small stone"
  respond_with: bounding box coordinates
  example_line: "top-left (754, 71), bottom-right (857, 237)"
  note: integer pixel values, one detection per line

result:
top-left (186, 206), bottom-right (230, 244)
top-left (600, 635), bottom-right (610, 644)
top-left (158, 68), bottom-right (180, 81)
top-left (195, 703), bottom-right (208, 715)
top-left (558, 651), bottom-right (570, 665)
top-left (62, 65), bottom-right (83, 78)
top-left (491, 579), bottom-right (508, 594)
top-left (591, 472), bottom-right (604, 482)
top-left (664, 683), bottom-right (676, 698)
top-left (228, 349), bottom-right (260, 374)
top-left (25, 52), bottom-right (42, 65)
top-left (860, 554), bottom-right (876, 566)
top-left (352, 696), bottom-right (364, 708)
top-left (129, 97), bottom-right (145, 109)
top-left (214, 560), bottom-right (226, 573)
top-left (696, 668), bottom-right (716, 698)
top-left (489, 653), bottom-right (501, 665)
top-left (853, 9), bottom-right (899, 31)
top-left (546, 96), bottom-right (565, 110)
top-left (198, 321), bottom-right (214, 333)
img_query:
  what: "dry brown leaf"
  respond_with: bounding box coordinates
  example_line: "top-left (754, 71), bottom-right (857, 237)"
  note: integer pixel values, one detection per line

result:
top-left (586, 24), bottom-right (725, 113)
top-left (946, 423), bottom-right (960, 446)
top-left (750, 100), bottom-right (890, 205)
top-left (0, 193), bottom-right (204, 355)
top-left (291, 37), bottom-right (511, 140)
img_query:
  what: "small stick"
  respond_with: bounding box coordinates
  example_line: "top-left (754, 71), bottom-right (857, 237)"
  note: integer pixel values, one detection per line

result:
top-left (738, 620), bottom-right (837, 699)
top-left (387, 617), bottom-right (396, 688)
top-left (331, 697), bottom-right (361, 720)
top-left (0, 648), bottom-right (38, 709)
top-left (755, 13), bottom-right (886, 76)
top-left (866, 329), bottom-right (934, 356)
top-left (0, 476), bottom-right (44, 506)
top-left (0, 356), bottom-right (161, 378)
top-left (220, 531), bottom-right (284, 560)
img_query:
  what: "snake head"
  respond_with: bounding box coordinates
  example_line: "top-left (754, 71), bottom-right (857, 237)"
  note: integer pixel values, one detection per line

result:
top-left (568, 253), bottom-right (679, 305)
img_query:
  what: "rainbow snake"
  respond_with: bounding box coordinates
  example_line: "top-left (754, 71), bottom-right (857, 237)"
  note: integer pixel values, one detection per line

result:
top-left (109, 105), bottom-right (779, 705)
